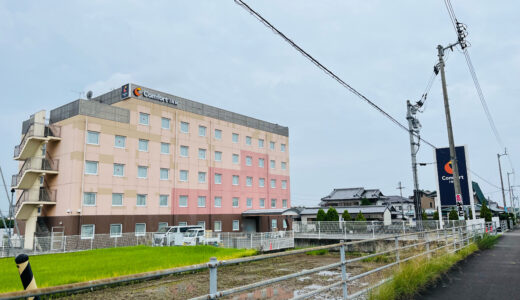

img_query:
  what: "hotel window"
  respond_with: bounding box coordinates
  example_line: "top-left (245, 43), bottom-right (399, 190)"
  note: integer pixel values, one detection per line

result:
top-left (199, 125), bottom-right (207, 137)
top-left (270, 179), bottom-right (276, 188)
top-left (198, 148), bottom-right (207, 160)
top-left (246, 136), bottom-right (252, 145)
top-left (161, 142), bottom-right (170, 154)
top-left (214, 196), bottom-right (222, 207)
top-left (258, 158), bottom-right (264, 168)
top-left (81, 225), bottom-right (94, 239)
top-left (110, 224), bottom-right (122, 237)
top-left (270, 141), bottom-right (275, 150)
top-left (232, 133), bottom-right (239, 143)
top-left (179, 222), bottom-right (187, 226)
top-left (179, 195), bottom-right (188, 207)
top-left (232, 197), bottom-right (239, 208)
top-left (85, 161), bottom-right (98, 175)
top-left (87, 131), bottom-right (99, 145)
top-left (161, 117), bottom-right (170, 129)
top-left (135, 223), bottom-right (146, 236)
top-left (113, 163), bottom-right (125, 177)
top-left (247, 198), bottom-right (253, 208)
top-left (282, 180), bottom-right (287, 189)
top-left (160, 168), bottom-right (169, 180)
top-left (83, 192), bottom-right (96, 206)
top-left (215, 151), bottom-right (222, 162)
top-left (270, 160), bottom-right (275, 169)
top-left (198, 172), bottom-right (206, 183)
top-left (232, 153), bottom-right (239, 164)
top-left (246, 156), bottom-right (252, 166)
top-left (214, 129), bottom-right (222, 140)
top-left (159, 195), bottom-right (168, 207)
top-left (180, 121), bottom-right (189, 133)
top-left (246, 176), bottom-right (253, 187)
top-left (179, 170), bottom-right (188, 182)
top-left (114, 135), bottom-right (126, 148)
top-left (214, 221), bottom-right (222, 232)
top-left (282, 199), bottom-right (288, 208)
top-left (138, 139), bottom-right (149, 152)
top-left (137, 166), bottom-right (148, 179)
top-left (180, 145), bottom-right (189, 157)
top-left (271, 219), bottom-right (277, 229)
top-left (232, 220), bottom-right (239, 231)
top-left (258, 139), bottom-right (264, 148)
top-left (281, 162), bottom-right (287, 170)
top-left (197, 221), bottom-right (206, 229)
top-left (281, 144), bottom-right (286, 152)
top-left (137, 194), bottom-right (147, 206)
top-left (259, 178), bottom-right (265, 187)
top-left (139, 112), bottom-right (149, 125)
top-left (232, 175), bottom-right (239, 185)
top-left (214, 173), bottom-right (222, 184)
top-left (112, 193), bottom-right (123, 206)
top-left (198, 196), bottom-right (206, 207)
top-left (259, 198), bottom-right (265, 208)
top-left (158, 222), bottom-right (168, 231)
top-left (271, 198), bottom-right (277, 208)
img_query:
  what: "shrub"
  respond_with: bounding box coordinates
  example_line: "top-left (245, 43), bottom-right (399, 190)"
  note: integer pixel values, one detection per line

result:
top-left (326, 207), bottom-right (339, 221)
top-left (342, 210), bottom-right (352, 221)
top-left (433, 211), bottom-right (439, 220)
top-left (356, 211), bottom-right (366, 221)
top-left (480, 202), bottom-right (492, 222)
top-left (475, 234), bottom-right (500, 250)
top-left (449, 208), bottom-right (459, 220)
top-left (316, 209), bottom-right (326, 221)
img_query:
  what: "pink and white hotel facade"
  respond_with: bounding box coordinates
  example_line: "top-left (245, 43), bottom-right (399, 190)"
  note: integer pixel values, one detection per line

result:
top-left (13, 84), bottom-right (291, 243)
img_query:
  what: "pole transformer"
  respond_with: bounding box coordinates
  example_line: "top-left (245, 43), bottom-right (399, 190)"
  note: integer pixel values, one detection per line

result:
top-left (407, 100), bottom-right (423, 229)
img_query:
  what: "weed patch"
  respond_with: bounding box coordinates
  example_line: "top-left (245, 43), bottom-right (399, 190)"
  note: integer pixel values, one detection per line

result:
top-left (305, 249), bottom-right (329, 256)
top-left (475, 234), bottom-right (500, 250)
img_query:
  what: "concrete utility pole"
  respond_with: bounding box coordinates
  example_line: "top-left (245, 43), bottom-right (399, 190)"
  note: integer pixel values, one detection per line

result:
top-left (437, 44), bottom-right (465, 220)
top-left (407, 100), bottom-right (423, 229)
top-left (497, 150), bottom-right (508, 212)
top-left (507, 171), bottom-right (514, 213)
top-left (397, 181), bottom-right (405, 220)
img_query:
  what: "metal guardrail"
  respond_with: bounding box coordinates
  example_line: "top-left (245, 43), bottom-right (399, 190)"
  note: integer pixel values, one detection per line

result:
top-left (0, 223), bottom-right (491, 299)
top-left (14, 188), bottom-right (57, 216)
top-left (14, 123), bottom-right (61, 158)
top-left (11, 155), bottom-right (59, 187)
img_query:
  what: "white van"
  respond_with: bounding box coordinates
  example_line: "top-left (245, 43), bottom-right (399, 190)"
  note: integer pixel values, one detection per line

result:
top-left (153, 225), bottom-right (203, 246)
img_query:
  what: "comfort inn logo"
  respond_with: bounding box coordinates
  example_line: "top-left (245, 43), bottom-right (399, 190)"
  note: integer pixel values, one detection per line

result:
top-left (131, 86), bottom-right (178, 105)
top-left (444, 161), bottom-right (453, 175)
top-left (133, 87), bottom-right (142, 97)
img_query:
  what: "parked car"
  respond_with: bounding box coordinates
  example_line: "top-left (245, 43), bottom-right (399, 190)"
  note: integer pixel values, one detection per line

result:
top-left (153, 225), bottom-right (203, 246)
top-left (183, 228), bottom-right (221, 246)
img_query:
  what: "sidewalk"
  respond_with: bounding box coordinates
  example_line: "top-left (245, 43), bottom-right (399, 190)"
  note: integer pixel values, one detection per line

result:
top-left (418, 230), bottom-right (520, 300)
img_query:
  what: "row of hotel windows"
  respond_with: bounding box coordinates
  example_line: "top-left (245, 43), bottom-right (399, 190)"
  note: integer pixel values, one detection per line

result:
top-left (80, 219), bottom-right (287, 239)
top-left (82, 192), bottom-right (288, 208)
top-left (85, 161), bottom-right (288, 188)
top-left (87, 132), bottom-right (288, 169)
top-left (89, 115), bottom-right (287, 152)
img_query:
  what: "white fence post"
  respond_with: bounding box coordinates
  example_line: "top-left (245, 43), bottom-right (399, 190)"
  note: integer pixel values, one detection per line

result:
top-left (340, 241), bottom-right (348, 299)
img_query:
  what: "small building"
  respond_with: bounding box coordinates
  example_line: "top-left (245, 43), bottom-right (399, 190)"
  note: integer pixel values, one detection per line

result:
top-left (320, 187), bottom-right (385, 207)
top-left (376, 195), bottom-right (415, 220)
top-left (298, 206), bottom-right (393, 225)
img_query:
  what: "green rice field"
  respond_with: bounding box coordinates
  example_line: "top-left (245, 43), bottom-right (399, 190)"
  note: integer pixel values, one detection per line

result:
top-left (0, 245), bottom-right (256, 293)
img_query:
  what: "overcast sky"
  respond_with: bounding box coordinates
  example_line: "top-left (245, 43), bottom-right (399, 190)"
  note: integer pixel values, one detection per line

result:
top-left (1, 1), bottom-right (518, 213)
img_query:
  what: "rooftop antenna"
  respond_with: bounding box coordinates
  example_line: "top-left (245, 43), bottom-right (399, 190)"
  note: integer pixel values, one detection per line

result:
top-left (70, 90), bottom-right (84, 99)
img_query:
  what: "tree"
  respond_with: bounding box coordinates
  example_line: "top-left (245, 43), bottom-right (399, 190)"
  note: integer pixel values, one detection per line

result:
top-left (316, 208), bottom-right (326, 222)
top-left (468, 209), bottom-right (473, 220)
top-left (342, 210), bottom-right (352, 221)
top-left (326, 207), bottom-right (339, 221)
top-left (421, 209), bottom-right (428, 220)
top-left (361, 198), bottom-right (371, 206)
top-left (480, 202), bottom-right (492, 222)
top-left (433, 211), bottom-right (439, 220)
top-left (449, 208), bottom-right (459, 220)
top-left (355, 211), bottom-right (366, 221)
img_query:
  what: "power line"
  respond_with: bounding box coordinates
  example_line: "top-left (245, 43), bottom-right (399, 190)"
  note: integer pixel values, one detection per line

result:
top-left (234, 0), bottom-right (502, 196)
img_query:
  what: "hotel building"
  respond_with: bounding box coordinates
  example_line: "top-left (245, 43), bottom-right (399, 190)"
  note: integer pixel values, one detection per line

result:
top-left (13, 84), bottom-right (290, 246)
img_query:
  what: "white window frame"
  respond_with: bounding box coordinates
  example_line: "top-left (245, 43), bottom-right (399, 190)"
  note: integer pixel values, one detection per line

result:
top-left (180, 145), bottom-right (189, 157)
top-left (161, 117), bottom-right (171, 129)
top-left (232, 153), bottom-right (239, 164)
top-left (214, 196), bottom-right (222, 208)
top-left (198, 196), bottom-right (206, 208)
top-left (135, 223), bottom-right (146, 236)
top-left (199, 125), bottom-right (207, 137)
top-left (110, 224), bottom-right (122, 237)
top-left (158, 222), bottom-right (168, 231)
top-left (232, 197), bottom-right (239, 208)
top-left (232, 175), bottom-right (239, 186)
top-left (232, 220), bottom-right (239, 231)
top-left (246, 136), bottom-right (252, 145)
top-left (232, 133), bottom-right (239, 143)
top-left (215, 151), bottom-right (222, 162)
top-left (270, 160), bottom-right (276, 169)
top-left (86, 131), bottom-right (100, 145)
top-left (161, 142), bottom-right (170, 154)
top-left (198, 172), bottom-right (206, 183)
top-left (112, 193), bottom-right (123, 206)
top-left (180, 121), bottom-right (189, 133)
top-left (113, 163), bottom-right (125, 177)
top-left (258, 158), bottom-right (264, 168)
top-left (215, 173), bottom-right (222, 184)
top-left (137, 166), bottom-right (148, 179)
top-left (81, 224), bottom-right (95, 239)
top-left (271, 198), bottom-right (277, 208)
top-left (282, 199), bottom-right (288, 208)
top-left (214, 221), bottom-right (222, 232)
top-left (85, 161), bottom-right (98, 175)
top-left (199, 148), bottom-right (207, 160)
top-left (246, 156), bottom-right (252, 166)
top-left (197, 221), bottom-right (206, 229)
top-left (259, 178), bottom-right (265, 188)
top-left (139, 112), bottom-right (149, 125)
top-left (159, 195), bottom-right (169, 207)
top-left (214, 129), bottom-right (222, 140)
top-left (247, 198), bottom-right (253, 208)
top-left (281, 144), bottom-right (286, 152)
top-left (270, 141), bottom-right (275, 150)
top-left (160, 168), bottom-right (169, 180)
top-left (114, 135), bottom-right (126, 148)
top-left (179, 221), bottom-right (188, 226)
top-left (179, 170), bottom-right (188, 182)
top-left (260, 198), bottom-right (265, 208)
top-left (246, 176), bottom-right (253, 187)
top-left (83, 192), bottom-right (96, 206)
top-left (282, 162), bottom-right (287, 170)
top-left (270, 179), bottom-right (276, 188)
top-left (282, 180), bottom-right (287, 189)
top-left (179, 195), bottom-right (188, 207)
top-left (271, 219), bottom-right (277, 229)
top-left (136, 194), bottom-right (147, 207)
top-left (138, 139), bottom-right (149, 152)
top-left (258, 139), bottom-right (264, 148)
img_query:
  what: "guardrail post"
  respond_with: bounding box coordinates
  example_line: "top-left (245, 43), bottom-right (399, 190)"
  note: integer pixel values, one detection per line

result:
top-left (395, 236), bottom-right (400, 264)
top-left (402, 221), bottom-right (406, 234)
top-left (250, 234), bottom-right (253, 249)
top-left (318, 221), bottom-right (321, 240)
top-left (444, 227), bottom-right (448, 253)
top-left (208, 257), bottom-right (219, 298)
top-left (426, 233), bottom-right (430, 259)
top-left (452, 227), bottom-right (456, 252)
top-left (372, 221), bottom-right (375, 239)
top-left (340, 241), bottom-right (348, 299)
top-left (458, 227), bottom-right (463, 249)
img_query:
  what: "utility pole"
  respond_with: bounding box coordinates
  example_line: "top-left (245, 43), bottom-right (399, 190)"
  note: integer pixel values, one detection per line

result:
top-left (507, 171), bottom-right (514, 213)
top-left (407, 100), bottom-right (423, 229)
top-left (497, 150), bottom-right (508, 212)
top-left (437, 44), bottom-right (465, 220)
top-left (397, 181), bottom-right (405, 220)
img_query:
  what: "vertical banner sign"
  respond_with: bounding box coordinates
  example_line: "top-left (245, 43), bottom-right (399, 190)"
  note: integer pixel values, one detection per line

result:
top-left (435, 146), bottom-right (471, 207)
top-left (121, 84), bottom-right (130, 99)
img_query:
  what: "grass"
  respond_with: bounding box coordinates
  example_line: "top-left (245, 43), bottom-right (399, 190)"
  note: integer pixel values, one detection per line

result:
top-left (0, 245), bottom-right (256, 293)
top-left (305, 249), bottom-right (329, 256)
top-left (361, 253), bottom-right (393, 264)
top-left (369, 243), bottom-right (479, 300)
top-left (475, 234), bottom-right (501, 250)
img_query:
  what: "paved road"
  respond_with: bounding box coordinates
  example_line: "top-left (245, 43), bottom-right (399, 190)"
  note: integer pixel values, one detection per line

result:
top-left (418, 230), bottom-right (520, 300)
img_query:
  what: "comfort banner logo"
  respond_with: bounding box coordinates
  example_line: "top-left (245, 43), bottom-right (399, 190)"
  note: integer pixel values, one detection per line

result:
top-left (444, 161), bottom-right (453, 175)
top-left (133, 87), bottom-right (142, 97)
